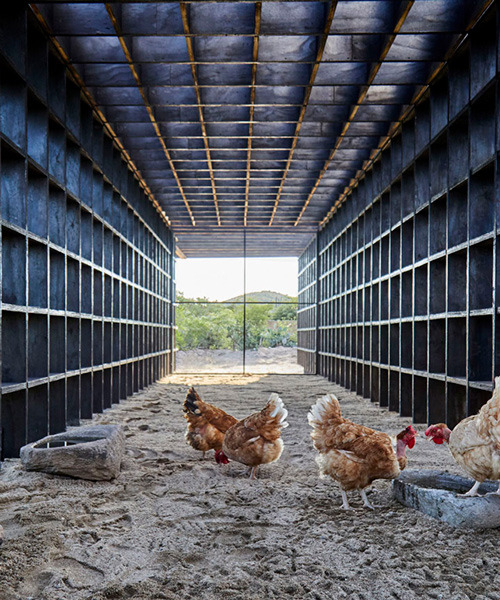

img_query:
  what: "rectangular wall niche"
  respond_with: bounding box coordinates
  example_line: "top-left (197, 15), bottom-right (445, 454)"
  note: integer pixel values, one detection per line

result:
top-left (0, 5), bottom-right (175, 458)
top-left (298, 6), bottom-right (499, 427)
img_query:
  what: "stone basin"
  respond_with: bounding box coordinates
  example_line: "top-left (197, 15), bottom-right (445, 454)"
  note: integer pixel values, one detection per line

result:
top-left (393, 469), bottom-right (500, 529)
top-left (20, 425), bottom-right (125, 481)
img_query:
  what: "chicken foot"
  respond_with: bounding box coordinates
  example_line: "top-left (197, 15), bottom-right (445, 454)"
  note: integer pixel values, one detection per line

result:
top-left (340, 489), bottom-right (353, 510)
top-left (458, 480), bottom-right (482, 497)
top-left (242, 466), bottom-right (258, 478)
top-left (359, 489), bottom-right (376, 510)
top-left (340, 488), bottom-right (376, 510)
top-left (458, 480), bottom-right (500, 498)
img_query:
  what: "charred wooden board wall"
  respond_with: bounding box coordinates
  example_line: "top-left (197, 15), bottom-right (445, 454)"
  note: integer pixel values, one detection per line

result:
top-left (298, 5), bottom-right (499, 427)
top-left (297, 238), bottom-right (318, 375)
top-left (0, 5), bottom-right (176, 458)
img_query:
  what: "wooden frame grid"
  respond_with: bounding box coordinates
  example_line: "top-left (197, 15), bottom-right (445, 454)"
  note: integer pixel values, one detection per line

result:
top-left (298, 5), bottom-right (499, 426)
top-left (0, 5), bottom-right (176, 458)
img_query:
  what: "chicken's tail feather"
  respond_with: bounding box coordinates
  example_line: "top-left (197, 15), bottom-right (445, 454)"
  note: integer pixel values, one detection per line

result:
top-left (307, 394), bottom-right (341, 428)
top-left (264, 393), bottom-right (289, 429)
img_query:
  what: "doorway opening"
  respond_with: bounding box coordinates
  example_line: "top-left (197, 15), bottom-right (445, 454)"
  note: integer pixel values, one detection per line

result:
top-left (175, 255), bottom-right (303, 374)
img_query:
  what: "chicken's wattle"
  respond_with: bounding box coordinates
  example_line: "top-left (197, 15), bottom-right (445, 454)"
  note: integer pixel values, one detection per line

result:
top-left (215, 450), bottom-right (229, 464)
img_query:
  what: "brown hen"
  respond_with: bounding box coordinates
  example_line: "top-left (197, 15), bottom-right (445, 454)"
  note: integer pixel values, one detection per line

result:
top-left (308, 394), bottom-right (417, 509)
top-left (183, 387), bottom-right (238, 460)
top-left (219, 393), bottom-right (288, 479)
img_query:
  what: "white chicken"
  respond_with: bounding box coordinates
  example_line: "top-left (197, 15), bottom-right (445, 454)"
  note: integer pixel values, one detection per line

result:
top-left (425, 376), bottom-right (500, 496)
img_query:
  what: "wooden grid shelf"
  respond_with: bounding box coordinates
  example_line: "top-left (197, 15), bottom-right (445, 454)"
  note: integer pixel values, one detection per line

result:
top-left (298, 6), bottom-right (499, 427)
top-left (0, 6), bottom-right (176, 458)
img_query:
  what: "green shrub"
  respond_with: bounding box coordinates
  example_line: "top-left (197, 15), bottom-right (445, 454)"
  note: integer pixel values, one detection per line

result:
top-left (176, 294), bottom-right (297, 350)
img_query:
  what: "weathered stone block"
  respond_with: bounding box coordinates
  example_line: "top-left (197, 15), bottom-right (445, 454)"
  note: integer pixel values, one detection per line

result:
top-left (393, 469), bottom-right (500, 529)
top-left (20, 425), bottom-right (125, 481)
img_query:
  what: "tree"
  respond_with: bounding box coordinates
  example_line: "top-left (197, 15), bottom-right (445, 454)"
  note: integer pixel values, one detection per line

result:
top-left (226, 304), bottom-right (271, 350)
top-left (261, 324), bottom-right (297, 348)
top-left (175, 294), bottom-right (298, 350)
top-left (176, 296), bottom-right (239, 350)
top-left (270, 302), bottom-right (297, 321)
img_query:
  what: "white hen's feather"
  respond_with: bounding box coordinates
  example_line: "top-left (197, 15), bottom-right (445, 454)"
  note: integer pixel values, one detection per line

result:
top-left (477, 376), bottom-right (500, 445)
top-left (267, 393), bottom-right (289, 428)
top-left (307, 394), bottom-right (338, 426)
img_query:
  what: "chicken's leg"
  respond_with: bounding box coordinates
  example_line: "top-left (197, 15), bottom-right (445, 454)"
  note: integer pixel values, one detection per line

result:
top-left (359, 488), bottom-right (375, 510)
top-left (340, 489), bottom-right (353, 510)
top-left (458, 480), bottom-right (481, 497)
top-left (249, 466), bottom-right (258, 480)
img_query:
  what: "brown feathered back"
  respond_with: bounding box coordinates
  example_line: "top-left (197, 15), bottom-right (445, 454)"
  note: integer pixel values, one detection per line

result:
top-left (308, 393), bottom-right (376, 453)
top-left (222, 393), bottom-right (288, 467)
top-left (241, 393), bottom-right (289, 442)
top-left (308, 394), bottom-right (404, 491)
top-left (183, 387), bottom-right (237, 433)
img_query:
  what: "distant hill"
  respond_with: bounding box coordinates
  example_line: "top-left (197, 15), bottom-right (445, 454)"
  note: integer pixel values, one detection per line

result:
top-left (224, 290), bottom-right (296, 303)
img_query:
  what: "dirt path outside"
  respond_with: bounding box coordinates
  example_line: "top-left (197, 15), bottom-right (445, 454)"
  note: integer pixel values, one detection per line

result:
top-left (175, 347), bottom-right (304, 374)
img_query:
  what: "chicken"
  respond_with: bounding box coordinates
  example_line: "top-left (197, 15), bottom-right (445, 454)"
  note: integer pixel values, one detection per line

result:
top-left (183, 387), bottom-right (238, 460)
top-left (308, 394), bottom-right (417, 509)
top-left (425, 376), bottom-right (500, 497)
top-left (218, 393), bottom-right (288, 479)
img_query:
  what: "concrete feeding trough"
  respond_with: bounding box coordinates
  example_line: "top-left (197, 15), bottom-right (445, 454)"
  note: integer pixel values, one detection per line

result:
top-left (20, 425), bottom-right (125, 481)
top-left (393, 469), bottom-right (500, 529)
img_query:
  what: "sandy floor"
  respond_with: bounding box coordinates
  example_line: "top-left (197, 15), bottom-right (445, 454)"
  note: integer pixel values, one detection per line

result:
top-left (1, 373), bottom-right (499, 600)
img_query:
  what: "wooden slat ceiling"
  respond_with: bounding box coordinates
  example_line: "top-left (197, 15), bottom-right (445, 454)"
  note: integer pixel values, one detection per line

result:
top-left (33, 0), bottom-right (486, 257)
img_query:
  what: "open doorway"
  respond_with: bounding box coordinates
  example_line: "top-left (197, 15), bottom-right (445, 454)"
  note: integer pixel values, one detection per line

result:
top-left (175, 256), bottom-right (303, 374)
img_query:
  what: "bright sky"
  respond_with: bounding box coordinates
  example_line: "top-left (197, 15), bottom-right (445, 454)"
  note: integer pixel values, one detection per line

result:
top-left (175, 257), bottom-right (298, 301)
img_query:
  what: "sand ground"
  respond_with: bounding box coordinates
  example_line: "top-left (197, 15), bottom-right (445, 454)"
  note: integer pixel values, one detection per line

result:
top-left (0, 372), bottom-right (499, 600)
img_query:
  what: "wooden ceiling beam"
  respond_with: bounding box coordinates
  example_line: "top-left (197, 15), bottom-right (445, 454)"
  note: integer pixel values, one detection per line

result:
top-left (245, 1), bottom-right (262, 227)
top-left (29, 3), bottom-right (174, 229)
top-left (180, 2), bottom-right (221, 226)
top-left (294, 0), bottom-right (415, 226)
top-left (319, 0), bottom-right (495, 227)
top-left (104, 3), bottom-right (196, 226)
top-left (268, 0), bottom-right (338, 226)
